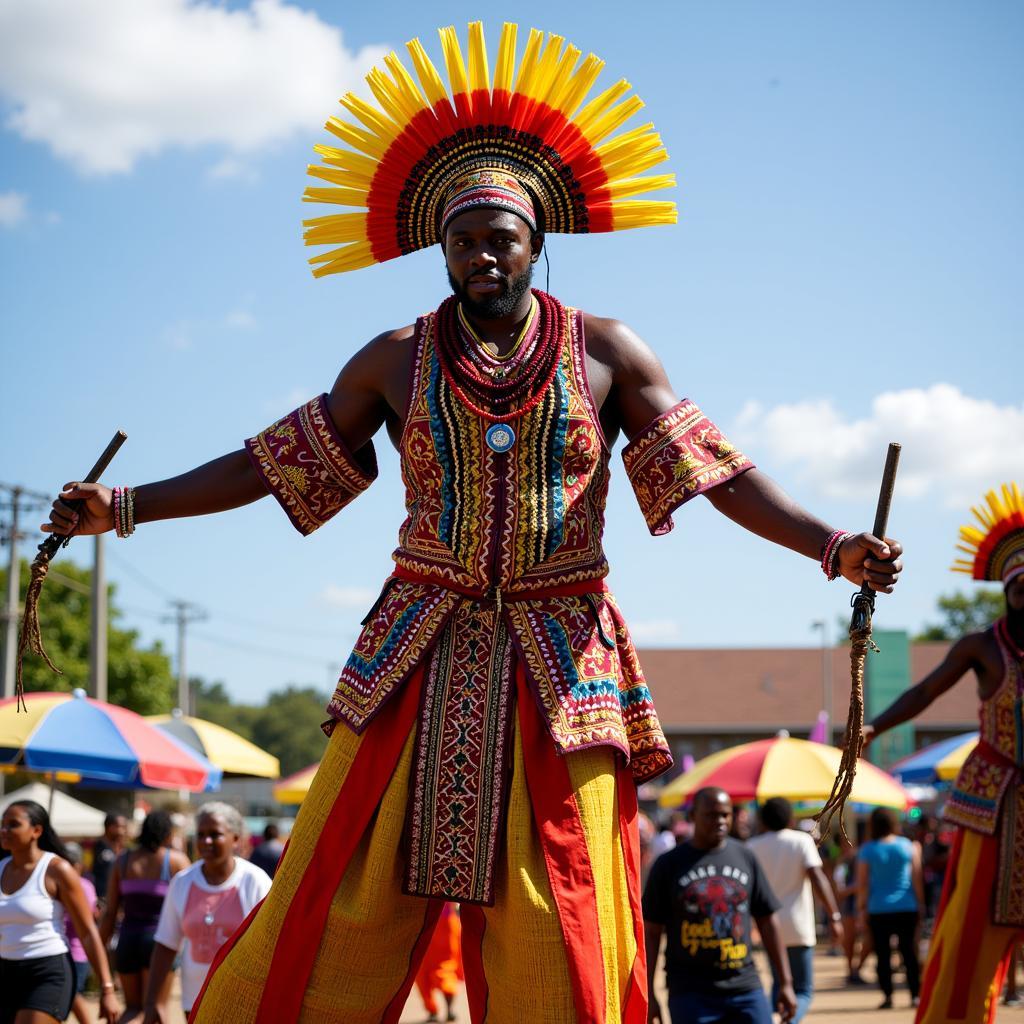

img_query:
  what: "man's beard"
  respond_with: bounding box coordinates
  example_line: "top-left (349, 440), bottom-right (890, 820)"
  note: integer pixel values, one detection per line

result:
top-left (447, 263), bottom-right (533, 319)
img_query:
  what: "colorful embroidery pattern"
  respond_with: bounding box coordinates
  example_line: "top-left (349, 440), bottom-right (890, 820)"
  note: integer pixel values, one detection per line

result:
top-left (405, 604), bottom-right (515, 905)
top-left (995, 782), bottom-right (1024, 927)
top-left (622, 398), bottom-right (753, 536)
top-left (245, 393), bottom-right (377, 536)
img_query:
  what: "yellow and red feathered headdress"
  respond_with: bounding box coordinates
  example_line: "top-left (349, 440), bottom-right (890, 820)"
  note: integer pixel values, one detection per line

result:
top-left (302, 22), bottom-right (677, 278)
top-left (953, 482), bottom-right (1024, 584)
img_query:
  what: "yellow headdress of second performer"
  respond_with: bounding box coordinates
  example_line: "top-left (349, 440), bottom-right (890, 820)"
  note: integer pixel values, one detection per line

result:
top-left (953, 482), bottom-right (1024, 585)
top-left (302, 22), bottom-right (677, 278)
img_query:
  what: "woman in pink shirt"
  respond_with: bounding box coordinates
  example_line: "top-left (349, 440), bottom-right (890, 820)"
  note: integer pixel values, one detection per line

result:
top-left (141, 803), bottom-right (271, 1022)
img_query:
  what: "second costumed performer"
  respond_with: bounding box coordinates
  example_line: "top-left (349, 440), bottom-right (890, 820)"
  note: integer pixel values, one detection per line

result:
top-left (42, 22), bottom-right (904, 1023)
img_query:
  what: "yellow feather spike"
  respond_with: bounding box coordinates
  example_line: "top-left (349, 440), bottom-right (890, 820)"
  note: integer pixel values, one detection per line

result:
top-left (310, 241), bottom-right (377, 278)
top-left (585, 95), bottom-right (646, 145)
top-left (313, 144), bottom-right (377, 182)
top-left (302, 213), bottom-right (369, 246)
top-left (556, 55), bottom-right (604, 120)
top-left (305, 166), bottom-right (370, 196)
top-left (324, 117), bottom-right (387, 159)
top-left (439, 26), bottom-right (469, 99)
top-left (574, 79), bottom-right (632, 136)
top-left (467, 22), bottom-right (489, 94)
top-left (302, 186), bottom-right (374, 207)
top-left (406, 37), bottom-right (448, 109)
top-left (606, 174), bottom-right (677, 199)
top-left (384, 53), bottom-right (431, 117)
top-left (494, 23), bottom-right (518, 93)
top-left (514, 28), bottom-right (545, 96)
top-left (611, 200), bottom-right (678, 229)
top-left (600, 144), bottom-right (669, 182)
top-left (530, 34), bottom-right (566, 104)
top-left (366, 68), bottom-right (422, 126)
top-left (594, 123), bottom-right (659, 160)
top-left (546, 45), bottom-right (582, 114)
top-left (339, 93), bottom-right (401, 145)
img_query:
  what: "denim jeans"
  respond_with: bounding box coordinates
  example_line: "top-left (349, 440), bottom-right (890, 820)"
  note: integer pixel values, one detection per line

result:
top-left (668, 986), bottom-right (773, 1023)
top-left (769, 945), bottom-right (814, 1023)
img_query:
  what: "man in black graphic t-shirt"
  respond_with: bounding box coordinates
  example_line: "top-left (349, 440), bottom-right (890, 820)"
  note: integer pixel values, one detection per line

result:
top-left (643, 787), bottom-right (797, 1023)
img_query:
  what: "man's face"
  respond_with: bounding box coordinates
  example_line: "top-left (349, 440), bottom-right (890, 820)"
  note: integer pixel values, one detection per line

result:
top-left (443, 208), bottom-right (542, 319)
top-left (692, 792), bottom-right (732, 848)
top-left (107, 816), bottom-right (127, 842)
top-left (1005, 574), bottom-right (1024, 615)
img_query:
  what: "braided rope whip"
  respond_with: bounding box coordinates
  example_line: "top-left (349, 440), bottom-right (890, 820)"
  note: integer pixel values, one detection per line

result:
top-left (13, 431), bottom-right (126, 711)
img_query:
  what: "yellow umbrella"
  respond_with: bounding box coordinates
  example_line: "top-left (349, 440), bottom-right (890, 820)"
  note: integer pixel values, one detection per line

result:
top-left (273, 762), bottom-right (319, 805)
top-left (146, 712), bottom-right (280, 779)
top-left (657, 736), bottom-right (909, 810)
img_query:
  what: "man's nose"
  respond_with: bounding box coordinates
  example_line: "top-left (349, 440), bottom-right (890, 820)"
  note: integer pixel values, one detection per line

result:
top-left (468, 248), bottom-right (497, 270)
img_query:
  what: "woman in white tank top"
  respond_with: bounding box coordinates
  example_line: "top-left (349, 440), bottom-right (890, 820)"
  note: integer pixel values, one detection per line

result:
top-left (0, 800), bottom-right (119, 1023)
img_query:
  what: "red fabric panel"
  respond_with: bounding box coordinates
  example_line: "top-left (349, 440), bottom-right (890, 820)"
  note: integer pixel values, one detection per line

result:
top-left (460, 904), bottom-right (489, 1023)
top-left (949, 832), bottom-right (998, 1018)
top-left (251, 670), bottom-right (423, 1024)
top-left (517, 666), bottom-right (608, 1024)
top-left (616, 763), bottom-right (648, 1024)
top-left (381, 899), bottom-right (444, 1024)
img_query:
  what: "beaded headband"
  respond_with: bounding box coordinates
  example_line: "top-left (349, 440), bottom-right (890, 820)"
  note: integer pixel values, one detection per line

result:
top-left (952, 482), bottom-right (1024, 584)
top-left (302, 21), bottom-right (677, 277)
top-left (441, 168), bottom-right (538, 235)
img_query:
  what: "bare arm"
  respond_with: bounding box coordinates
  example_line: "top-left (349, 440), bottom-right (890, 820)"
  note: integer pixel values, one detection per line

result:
top-left (42, 328), bottom-right (406, 539)
top-left (98, 856), bottom-right (122, 945)
top-left (755, 913), bottom-right (797, 1022)
top-left (643, 920), bottom-right (665, 1024)
top-left (51, 859), bottom-right (120, 1021)
top-left (142, 942), bottom-right (178, 1023)
top-left (911, 843), bottom-right (926, 913)
top-left (808, 864), bottom-right (844, 944)
top-left (867, 633), bottom-right (987, 740)
top-left (588, 316), bottom-right (902, 591)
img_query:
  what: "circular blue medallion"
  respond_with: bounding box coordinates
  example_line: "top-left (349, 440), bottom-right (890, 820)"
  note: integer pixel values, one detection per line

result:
top-left (485, 423), bottom-right (516, 453)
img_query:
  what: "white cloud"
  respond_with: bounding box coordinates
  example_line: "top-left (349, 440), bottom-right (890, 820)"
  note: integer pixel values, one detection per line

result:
top-left (735, 384), bottom-right (1024, 507)
top-left (224, 309), bottom-right (257, 330)
top-left (0, 190), bottom-right (28, 227)
top-left (628, 619), bottom-right (684, 644)
top-left (0, 0), bottom-right (388, 175)
top-left (321, 584), bottom-right (377, 610)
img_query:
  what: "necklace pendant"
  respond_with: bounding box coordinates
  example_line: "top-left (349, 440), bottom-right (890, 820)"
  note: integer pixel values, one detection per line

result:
top-left (485, 423), bottom-right (516, 453)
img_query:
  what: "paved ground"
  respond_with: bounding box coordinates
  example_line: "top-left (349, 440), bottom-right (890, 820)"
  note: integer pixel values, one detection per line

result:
top-left (83, 944), bottom-right (1024, 1022)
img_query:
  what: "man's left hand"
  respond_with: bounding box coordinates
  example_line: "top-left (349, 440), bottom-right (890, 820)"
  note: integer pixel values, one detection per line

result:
top-left (837, 534), bottom-right (903, 593)
top-left (777, 982), bottom-right (798, 1022)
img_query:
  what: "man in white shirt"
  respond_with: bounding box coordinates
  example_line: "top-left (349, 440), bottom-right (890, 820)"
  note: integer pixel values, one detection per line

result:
top-left (748, 797), bottom-right (844, 1023)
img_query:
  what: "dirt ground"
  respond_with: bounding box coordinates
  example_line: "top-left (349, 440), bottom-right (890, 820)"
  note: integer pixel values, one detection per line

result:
top-left (81, 942), bottom-right (1024, 1022)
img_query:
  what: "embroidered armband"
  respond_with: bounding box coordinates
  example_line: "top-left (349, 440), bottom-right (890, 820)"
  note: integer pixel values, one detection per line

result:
top-left (622, 399), bottom-right (753, 535)
top-left (245, 393), bottom-right (377, 536)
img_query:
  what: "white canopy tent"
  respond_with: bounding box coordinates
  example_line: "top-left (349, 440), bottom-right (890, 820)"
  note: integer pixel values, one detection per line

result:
top-left (0, 783), bottom-right (107, 838)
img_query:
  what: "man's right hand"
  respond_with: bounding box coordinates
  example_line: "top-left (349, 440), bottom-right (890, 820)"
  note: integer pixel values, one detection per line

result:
top-left (861, 723), bottom-right (876, 747)
top-left (42, 481), bottom-right (113, 537)
top-left (777, 982), bottom-right (798, 1022)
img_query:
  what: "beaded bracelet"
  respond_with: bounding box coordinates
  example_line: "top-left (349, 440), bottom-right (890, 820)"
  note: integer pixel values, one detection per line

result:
top-left (112, 486), bottom-right (136, 539)
top-left (820, 529), bottom-right (854, 581)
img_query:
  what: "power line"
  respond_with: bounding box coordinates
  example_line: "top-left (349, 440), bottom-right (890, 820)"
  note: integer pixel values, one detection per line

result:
top-left (191, 629), bottom-right (345, 668)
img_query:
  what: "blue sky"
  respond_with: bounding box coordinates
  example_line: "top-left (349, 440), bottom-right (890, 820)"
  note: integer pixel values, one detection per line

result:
top-left (2, 0), bottom-right (1022, 705)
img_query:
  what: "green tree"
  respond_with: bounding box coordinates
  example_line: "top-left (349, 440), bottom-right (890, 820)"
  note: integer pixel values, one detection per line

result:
top-left (249, 686), bottom-right (329, 776)
top-left (0, 558), bottom-right (176, 714)
top-left (915, 589), bottom-right (1005, 641)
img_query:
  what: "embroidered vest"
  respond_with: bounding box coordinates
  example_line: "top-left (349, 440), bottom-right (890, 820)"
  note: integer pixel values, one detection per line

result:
top-left (945, 618), bottom-right (1023, 836)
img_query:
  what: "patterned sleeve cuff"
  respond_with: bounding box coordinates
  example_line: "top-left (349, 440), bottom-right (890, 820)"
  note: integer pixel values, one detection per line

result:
top-left (245, 393), bottom-right (377, 536)
top-left (621, 398), bottom-right (753, 536)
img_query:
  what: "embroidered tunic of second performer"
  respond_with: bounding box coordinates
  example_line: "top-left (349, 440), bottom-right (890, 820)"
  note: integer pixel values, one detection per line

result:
top-left (246, 292), bottom-right (754, 903)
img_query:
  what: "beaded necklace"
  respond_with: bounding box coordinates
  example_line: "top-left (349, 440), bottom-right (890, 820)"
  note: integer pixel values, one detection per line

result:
top-left (457, 298), bottom-right (539, 380)
top-left (433, 290), bottom-right (566, 429)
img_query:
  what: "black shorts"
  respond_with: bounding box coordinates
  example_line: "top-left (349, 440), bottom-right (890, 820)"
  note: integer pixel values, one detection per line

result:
top-left (115, 928), bottom-right (158, 974)
top-left (0, 952), bottom-right (75, 1024)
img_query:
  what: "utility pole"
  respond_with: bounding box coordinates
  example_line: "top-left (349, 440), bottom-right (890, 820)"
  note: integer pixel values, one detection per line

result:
top-left (811, 619), bottom-right (833, 744)
top-left (90, 535), bottom-right (108, 702)
top-left (164, 600), bottom-right (207, 713)
top-left (1, 484), bottom-right (50, 700)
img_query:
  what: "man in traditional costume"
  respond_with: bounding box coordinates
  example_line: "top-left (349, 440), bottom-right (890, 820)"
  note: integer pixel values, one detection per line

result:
top-left (43, 23), bottom-right (903, 1023)
top-left (867, 483), bottom-right (1024, 1024)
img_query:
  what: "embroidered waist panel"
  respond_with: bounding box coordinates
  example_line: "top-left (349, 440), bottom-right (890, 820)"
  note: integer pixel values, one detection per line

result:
top-left (324, 578), bottom-right (672, 784)
top-left (404, 603), bottom-right (515, 905)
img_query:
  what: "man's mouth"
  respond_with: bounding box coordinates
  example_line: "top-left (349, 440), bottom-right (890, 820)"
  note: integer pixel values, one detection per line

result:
top-left (467, 274), bottom-right (503, 292)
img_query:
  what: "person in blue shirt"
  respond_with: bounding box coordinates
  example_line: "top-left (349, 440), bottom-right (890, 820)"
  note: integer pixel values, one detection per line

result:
top-left (856, 807), bottom-right (924, 1009)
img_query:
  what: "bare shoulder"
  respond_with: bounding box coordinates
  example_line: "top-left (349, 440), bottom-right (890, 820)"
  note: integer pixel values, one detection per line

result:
top-left (343, 323), bottom-right (417, 377)
top-left (45, 854), bottom-right (77, 894)
top-left (580, 311), bottom-right (667, 381)
top-left (169, 850), bottom-right (191, 874)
